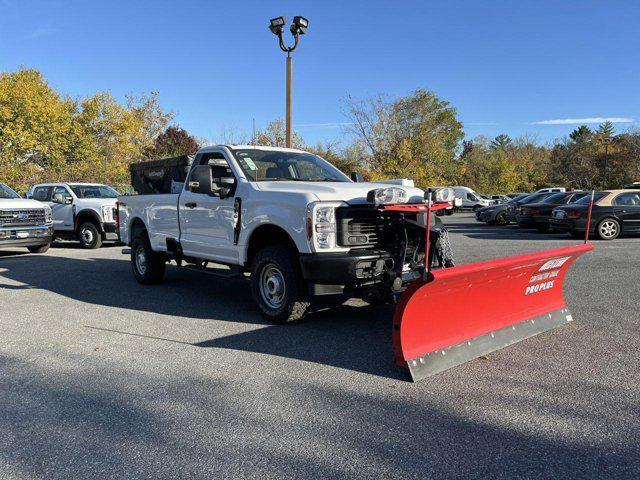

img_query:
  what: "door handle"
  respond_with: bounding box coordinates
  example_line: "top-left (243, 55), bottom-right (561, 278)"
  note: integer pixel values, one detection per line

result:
top-left (185, 202), bottom-right (197, 209)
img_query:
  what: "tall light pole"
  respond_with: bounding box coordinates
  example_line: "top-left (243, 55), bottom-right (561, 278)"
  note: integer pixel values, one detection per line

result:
top-left (269, 16), bottom-right (308, 148)
top-left (599, 136), bottom-right (613, 189)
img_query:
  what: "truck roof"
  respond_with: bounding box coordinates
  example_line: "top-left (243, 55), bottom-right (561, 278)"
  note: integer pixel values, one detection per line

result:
top-left (201, 144), bottom-right (310, 155)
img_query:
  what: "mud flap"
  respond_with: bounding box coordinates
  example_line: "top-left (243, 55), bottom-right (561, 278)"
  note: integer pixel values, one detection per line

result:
top-left (393, 243), bottom-right (593, 381)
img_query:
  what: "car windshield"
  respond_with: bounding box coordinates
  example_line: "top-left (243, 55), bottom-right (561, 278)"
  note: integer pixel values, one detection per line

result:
top-left (231, 149), bottom-right (351, 182)
top-left (575, 193), bottom-right (606, 204)
top-left (0, 183), bottom-right (20, 199)
top-left (543, 192), bottom-right (576, 204)
top-left (511, 194), bottom-right (529, 201)
top-left (70, 185), bottom-right (120, 198)
top-left (518, 193), bottom-right (551, 204)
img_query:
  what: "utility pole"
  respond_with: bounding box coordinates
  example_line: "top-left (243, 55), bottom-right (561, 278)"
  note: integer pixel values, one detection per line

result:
top-left (268, 16), bottom-right (308, 148)
top-left (600, 136), bottom-right (613, 189)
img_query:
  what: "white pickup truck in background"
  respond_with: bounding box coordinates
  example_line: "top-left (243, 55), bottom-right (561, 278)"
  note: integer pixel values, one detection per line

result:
top-left (118, 145), bottom-right (436, 323)
top-left (0, 182), bottom-right (53, 253)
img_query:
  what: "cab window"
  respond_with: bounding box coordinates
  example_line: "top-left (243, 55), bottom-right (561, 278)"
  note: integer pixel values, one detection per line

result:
top-left (32, 186), bottom-right (52, 201)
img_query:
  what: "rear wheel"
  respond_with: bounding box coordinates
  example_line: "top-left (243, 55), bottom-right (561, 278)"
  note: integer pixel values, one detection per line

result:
top-left (251, 245), bottom-right (310, 323)
top-left (131, 230), bottom-right (166, 284)
top-left (495, 211), bottom-right (508, 225)
top-left (78, 222), bottom-right (102, 249)
top-left (596, 218), bottom-right (620, 240)
top-left (27, 243), bottom-right (50, 254)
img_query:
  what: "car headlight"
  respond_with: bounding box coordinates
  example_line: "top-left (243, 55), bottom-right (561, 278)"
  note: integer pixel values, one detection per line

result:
top-left (43, 205), bottom-right (52, 224)
top-left (102, 205), bottom-right (115, 223)
top-left (306, 202), bottom-right (348, 251)
top-left (366, 187), bottom-right (408, 205)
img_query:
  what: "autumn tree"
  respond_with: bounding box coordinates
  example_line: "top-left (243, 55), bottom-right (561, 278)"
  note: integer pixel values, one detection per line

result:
top-left (254, 118), bottom-right (306, 149)
top-left (345, 89), bottom-right (464, 186)
top-left (145, 125), bottom-right (200, 159)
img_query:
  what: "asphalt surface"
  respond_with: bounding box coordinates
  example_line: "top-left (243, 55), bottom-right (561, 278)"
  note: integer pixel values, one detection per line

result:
top-left (1, 213), bottom-right (638, 479)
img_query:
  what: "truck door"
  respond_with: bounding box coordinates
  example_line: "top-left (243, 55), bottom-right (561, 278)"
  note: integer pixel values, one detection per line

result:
top-left (49, 186), bottom-right (75, 231)
top-left (613, 192), bottom-right (640, 232)
top-left (179, 151), bottom-right (239, 263)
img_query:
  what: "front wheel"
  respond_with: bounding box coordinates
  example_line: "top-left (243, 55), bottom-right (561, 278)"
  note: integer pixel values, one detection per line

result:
top-left (495, 211), bottom-right (508, 225)
top-left (27, 243), bottom-right (50, 254)
top-left (78, 222), bottom-right (102, 249)
top-left (596, 218), bottom-right (620, 240)
top-left (251, 245), bottom-right (310, 323)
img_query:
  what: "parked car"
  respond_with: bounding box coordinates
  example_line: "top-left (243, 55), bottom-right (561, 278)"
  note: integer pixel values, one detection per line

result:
top-left (450, 186), bottom-right (492, 211)
top-left (0, 182), bottom-right (53, 253)
top-left (623, 182), bottom-right (640, 189)
top-left (516, 191), bottom-right (589, 232)
top-left (550, 190), bottom-right (640, 240)
top-left (117, 145), bottom-right (442, 323)
top-left (27, 183), bottom-right (120, 249)
top-left (506, 193), bottom-right (527, 199)
top-left (535, 187), bottom-right (566, 193)
top-left (490, 194), bottom-right (510, 204)
top-left (505, 192), bottom-right (556, 223)
top-left (475, 193), bottom-right (530, 225)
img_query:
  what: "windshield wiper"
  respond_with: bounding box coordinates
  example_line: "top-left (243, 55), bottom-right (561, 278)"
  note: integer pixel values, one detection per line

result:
top-left (259, 177), bottom-right (305, 181)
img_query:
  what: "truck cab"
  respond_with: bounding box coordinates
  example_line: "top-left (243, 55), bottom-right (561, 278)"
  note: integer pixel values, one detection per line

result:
top-left (118, 145), bottom-right (442, 323)
top-left (0, 183), bottom-right (53, 253)
top-left (27, 183), bottom-right (119, 249)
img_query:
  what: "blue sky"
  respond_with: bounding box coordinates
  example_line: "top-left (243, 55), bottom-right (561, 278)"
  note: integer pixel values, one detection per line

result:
top-left (1, 0), bottom-right (638, 146)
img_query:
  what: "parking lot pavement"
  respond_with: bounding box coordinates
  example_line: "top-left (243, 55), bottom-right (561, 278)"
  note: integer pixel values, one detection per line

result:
top-left (1, 214), bottom-right (638, 479)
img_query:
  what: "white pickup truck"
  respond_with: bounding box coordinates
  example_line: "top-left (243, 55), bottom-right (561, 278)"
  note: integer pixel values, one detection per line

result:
top-left (0, 182), bottom-right (53, 253)
top-left (118, 145), bottom-right (437, 323)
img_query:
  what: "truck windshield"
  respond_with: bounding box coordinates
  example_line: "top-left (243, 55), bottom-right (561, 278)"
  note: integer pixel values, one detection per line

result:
top-left (0, 183), bottom-right (20, 199)
top-left (231, 149), bottom-right (351, 182)
top-left (70, 185), bottom-right (120, 198)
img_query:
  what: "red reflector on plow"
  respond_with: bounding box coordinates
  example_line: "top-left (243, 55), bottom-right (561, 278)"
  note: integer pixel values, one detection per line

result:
top-left (393, 243), bottom-right (593, 381)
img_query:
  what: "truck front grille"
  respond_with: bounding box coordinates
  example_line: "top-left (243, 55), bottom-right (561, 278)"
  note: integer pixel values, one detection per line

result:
top-left (336, 207), bottom-right (383, 247)
top-left (0, 209), bottom-right (46, 227)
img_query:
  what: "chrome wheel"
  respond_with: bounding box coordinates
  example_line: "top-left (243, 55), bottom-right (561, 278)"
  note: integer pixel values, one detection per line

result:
top-left (135, 246), bottom-right (148, 275)
top-left (81, 227), bottom-right (94, 244)
top-left (259, 264), bottom-right (286, 309)
top-left (599, 220), bottom-right (619, 239)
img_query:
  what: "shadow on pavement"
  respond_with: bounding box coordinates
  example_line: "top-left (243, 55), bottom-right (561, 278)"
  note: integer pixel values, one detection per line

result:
top-left (0, 254), bottom-right (401, 380)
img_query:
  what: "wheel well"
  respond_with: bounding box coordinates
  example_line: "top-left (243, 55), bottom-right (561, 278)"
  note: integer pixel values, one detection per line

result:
top-left (129, 218), bottom-right (147, 239)
top-left (246, 225), bottom-right (298, 267)
top-left (75, 210), bottom-right (102, 233)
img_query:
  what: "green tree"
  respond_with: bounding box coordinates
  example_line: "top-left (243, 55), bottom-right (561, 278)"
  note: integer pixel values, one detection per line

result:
top-left (569, 125), bottom-right (593, 142)
top-left (490, 134), bottom-right (512, 150)
top-left (345, 88), bottom-right (464, 186)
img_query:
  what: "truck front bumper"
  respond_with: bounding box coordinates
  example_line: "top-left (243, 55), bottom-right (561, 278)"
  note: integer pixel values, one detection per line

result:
top-left (0, 225), bottom-right (53, 248)
top-left (300, 249), bottom-right (400, 295)
top-left (102, 222), bottom-right (118, 241)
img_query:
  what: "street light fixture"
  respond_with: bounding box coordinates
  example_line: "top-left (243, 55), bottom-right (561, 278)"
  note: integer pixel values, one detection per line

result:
top-left (268, 15), bottom-right (309, 148)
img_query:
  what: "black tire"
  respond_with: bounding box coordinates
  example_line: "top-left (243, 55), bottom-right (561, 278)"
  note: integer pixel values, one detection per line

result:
top-left (27, 243), bottom-right (50, 254)
top-left (78, 222), bottom-right (102, 249)
top-left (536, 223), bottom-right (550, 233)
top-left (595, 218), bottom-right (620, 240)
top-left (131, 229), bottom-right (166, 285)
top-left (495, 211), bottom-right (508, 225)
top-left (251, 245), bottom-right (310, 323)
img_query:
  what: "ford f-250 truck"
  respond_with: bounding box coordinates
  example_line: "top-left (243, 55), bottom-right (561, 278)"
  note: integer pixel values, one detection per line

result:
top-left (0, 182), bottom-right (53, 253)
top-left (117, 145), bottom-right (439, 323)
top-left (27, 183), bottom-right (119, 249)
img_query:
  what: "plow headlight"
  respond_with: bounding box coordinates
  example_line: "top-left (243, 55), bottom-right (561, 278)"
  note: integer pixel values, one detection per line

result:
top-left (306, 202), bottom-right (348, 251)
top-left (367, 187), bottom-right (408, 205)
top-left (425, 187), bottom-right (455, 204)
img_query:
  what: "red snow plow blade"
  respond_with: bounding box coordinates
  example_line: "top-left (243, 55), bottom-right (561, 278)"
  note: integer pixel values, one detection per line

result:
top-left (393, 243), bottom-right (593, 381)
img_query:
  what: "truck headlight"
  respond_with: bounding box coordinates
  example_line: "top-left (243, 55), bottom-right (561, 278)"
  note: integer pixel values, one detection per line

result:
top-left (306, 202), bottom-right (347, 251)
top-left (44, 205), bottom-right (52, 224)
top-left (366, 187), bottom-right (407, 205)
top-left (102, 205), bottom-right (115, 223)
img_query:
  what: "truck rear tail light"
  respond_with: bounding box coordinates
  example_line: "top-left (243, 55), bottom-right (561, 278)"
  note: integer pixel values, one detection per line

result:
top-left (566, 210), bottom-right (582, 219)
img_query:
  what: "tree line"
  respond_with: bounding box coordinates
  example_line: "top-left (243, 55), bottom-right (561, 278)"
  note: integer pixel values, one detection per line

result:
top-left (1, 68), bottom-right (638, 194)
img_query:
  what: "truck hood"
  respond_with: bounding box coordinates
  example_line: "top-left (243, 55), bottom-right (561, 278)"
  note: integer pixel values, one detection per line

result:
top-left (254, 181), bottom-right (425, 204)
top-left (75, 198), bottom-right (118, 209)
top-left (0, 198), bottom-right (46, 209)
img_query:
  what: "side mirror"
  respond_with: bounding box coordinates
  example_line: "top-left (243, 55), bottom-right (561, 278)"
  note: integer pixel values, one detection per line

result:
top-left (65, 196), bottom-right (73, 205)
top-left (188, 165), bottom-right (215, 195)
top-left (351, 172), bottom-right (364, 182)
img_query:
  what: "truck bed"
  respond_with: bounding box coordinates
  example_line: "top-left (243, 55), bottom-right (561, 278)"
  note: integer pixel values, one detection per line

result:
top-left (118, 194), bottom-right (180, 251)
